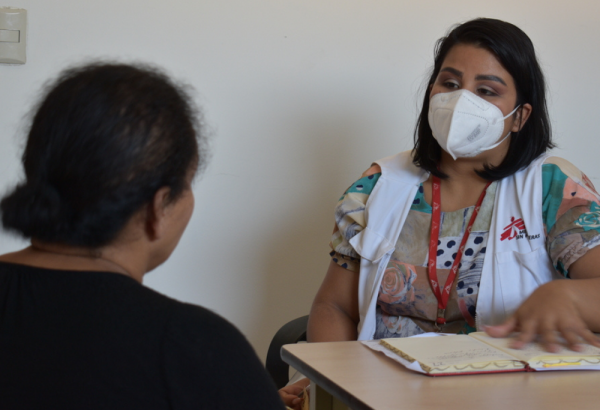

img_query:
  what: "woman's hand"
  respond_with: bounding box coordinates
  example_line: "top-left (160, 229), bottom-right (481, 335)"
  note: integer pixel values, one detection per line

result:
top-left (485, 278), bottom-right (600, 352)
top-left (278, 378), bottom-right (309, 410)
top-left (487, 248), bottom-right (600, 351)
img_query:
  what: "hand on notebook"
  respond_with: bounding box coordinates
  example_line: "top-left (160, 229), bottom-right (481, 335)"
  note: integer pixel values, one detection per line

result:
top-left (484, 279), bottom-right (600, 352)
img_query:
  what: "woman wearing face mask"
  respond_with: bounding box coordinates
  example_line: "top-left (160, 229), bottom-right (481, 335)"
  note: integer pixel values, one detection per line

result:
top-left (280, 17), bottom-right (600, 409)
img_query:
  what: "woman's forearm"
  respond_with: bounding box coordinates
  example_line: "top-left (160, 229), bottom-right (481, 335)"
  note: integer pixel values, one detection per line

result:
top-left (568, 246), bottom-right (600, 331)
top-left (567, 277), bottom-right (600, 332)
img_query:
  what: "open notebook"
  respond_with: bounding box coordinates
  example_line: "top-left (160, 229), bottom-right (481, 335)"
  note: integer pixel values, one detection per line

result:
top-left (363, 332), bottom-right (600, 376)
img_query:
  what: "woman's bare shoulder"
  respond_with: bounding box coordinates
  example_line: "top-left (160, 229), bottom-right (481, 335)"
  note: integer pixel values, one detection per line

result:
top-left (360, 164), bottom-right (382, 178)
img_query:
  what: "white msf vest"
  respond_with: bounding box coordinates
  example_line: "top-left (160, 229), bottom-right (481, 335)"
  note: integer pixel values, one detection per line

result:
top-left (349, 151), bottom-right (562, 340)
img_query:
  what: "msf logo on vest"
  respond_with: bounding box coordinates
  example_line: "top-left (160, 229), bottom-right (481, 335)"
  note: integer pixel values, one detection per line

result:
top-left (500, 217), bottom-right (541, 241)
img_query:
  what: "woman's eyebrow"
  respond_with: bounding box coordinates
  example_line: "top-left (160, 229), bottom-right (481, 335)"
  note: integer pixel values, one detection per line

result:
top-left (439, 68), bottom-right (507, 87)
top-left (440, 67), bottom-right (462, 77)
top-left (475, 74), bottom-right (507, 86)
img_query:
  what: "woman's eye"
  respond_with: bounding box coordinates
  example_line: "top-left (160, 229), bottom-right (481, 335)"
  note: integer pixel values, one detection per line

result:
top-left (478, 88), bottom-right (497, 97)
top-left (443, 81), bottom-right (459, 89)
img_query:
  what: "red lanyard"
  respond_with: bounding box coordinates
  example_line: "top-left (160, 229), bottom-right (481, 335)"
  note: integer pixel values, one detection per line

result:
top-left (428, 176), bottom-right (491, 328)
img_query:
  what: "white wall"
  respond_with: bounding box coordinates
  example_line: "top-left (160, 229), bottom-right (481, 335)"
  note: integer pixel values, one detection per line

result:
top-left (1, 0), bottom-right (599, 361)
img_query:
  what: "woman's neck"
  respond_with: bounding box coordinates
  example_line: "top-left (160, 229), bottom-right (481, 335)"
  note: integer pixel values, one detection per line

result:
top-left (0, 240), bottom-right (144, 283)
top-left (439, 154), bottom-right (489, 183)
top-left (423, 152), bottom-right (494, 212)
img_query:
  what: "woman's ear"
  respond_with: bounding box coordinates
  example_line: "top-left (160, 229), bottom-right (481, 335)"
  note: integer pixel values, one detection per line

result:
top-left (144, 186), bottom-right (171, 241)
top-left (511, 103), bottom-right (532, 132)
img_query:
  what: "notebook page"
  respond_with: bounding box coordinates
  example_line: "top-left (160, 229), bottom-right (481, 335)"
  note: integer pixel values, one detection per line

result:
top-left (380, 335), bottom-right (519, 370)
top-left (469, 332), bottom-right (600, 362)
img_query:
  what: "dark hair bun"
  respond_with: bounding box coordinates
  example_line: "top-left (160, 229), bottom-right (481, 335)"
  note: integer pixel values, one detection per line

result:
top-left (1, 181), bottom-right (64, 239)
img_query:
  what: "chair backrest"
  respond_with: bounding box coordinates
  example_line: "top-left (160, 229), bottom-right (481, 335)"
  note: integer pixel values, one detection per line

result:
top-left (265, 315), bottom-right (309, 389)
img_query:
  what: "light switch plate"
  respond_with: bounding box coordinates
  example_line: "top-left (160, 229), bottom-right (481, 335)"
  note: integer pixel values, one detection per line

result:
top-left (0, 7), bottom-right (27, 64)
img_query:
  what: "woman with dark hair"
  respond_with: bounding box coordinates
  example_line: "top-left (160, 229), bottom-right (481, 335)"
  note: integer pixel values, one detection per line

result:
top-left (0, 63), bottom-right (284, 409)
top-left (281, 18), bottom-right (600, 409)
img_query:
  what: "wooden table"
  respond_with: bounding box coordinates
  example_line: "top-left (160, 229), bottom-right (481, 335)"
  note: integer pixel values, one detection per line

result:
top-left (282, 341), bottom-right (600, 410)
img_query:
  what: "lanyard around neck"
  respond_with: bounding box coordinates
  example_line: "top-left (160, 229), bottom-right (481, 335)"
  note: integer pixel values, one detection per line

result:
top-left (428, 176), bottom-right (491, 328)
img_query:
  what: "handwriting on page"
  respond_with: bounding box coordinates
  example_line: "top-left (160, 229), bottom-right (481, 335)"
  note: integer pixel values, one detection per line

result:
top-left (469, 332), bottom-right (600, 362)
top-left (381, 335), bottom-right (519, 368)
top-left (428, 347), bottom-right (511, 366)
top-left (513, 341), bottom-right (600, 358)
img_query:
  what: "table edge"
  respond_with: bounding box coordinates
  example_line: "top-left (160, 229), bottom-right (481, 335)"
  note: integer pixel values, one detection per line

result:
top-left (282, 343), bottom-right (373, 410)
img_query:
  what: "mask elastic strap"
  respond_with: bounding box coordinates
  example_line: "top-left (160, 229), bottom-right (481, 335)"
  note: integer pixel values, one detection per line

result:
top-left (501, 105), bottom-right (520, 121)
top-left (482, 105), bottom-right (521, 152)
top-left (484, 130), bottom-right (511, 151)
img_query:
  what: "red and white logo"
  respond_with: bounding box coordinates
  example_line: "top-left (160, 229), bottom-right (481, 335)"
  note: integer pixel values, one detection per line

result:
top-left (501, 217), bottom-right (526, 241)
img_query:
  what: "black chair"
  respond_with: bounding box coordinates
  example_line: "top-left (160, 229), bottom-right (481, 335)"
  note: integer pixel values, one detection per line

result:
top-left (266, 315), bottom-right (309, 389)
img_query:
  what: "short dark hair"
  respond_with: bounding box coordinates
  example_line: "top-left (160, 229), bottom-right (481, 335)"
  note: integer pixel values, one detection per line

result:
top-left (412, 18), bottom-right (553, 180)
top-left (1, 62), bottom-right (206, 247)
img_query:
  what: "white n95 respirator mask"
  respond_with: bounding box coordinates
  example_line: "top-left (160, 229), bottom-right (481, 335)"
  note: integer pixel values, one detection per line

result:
top-left (427, 89), bottom-right (519, 159)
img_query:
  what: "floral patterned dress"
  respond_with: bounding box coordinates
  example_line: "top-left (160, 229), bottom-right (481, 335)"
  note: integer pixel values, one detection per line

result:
top-left (330, 157), bottom-right (600, 338)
